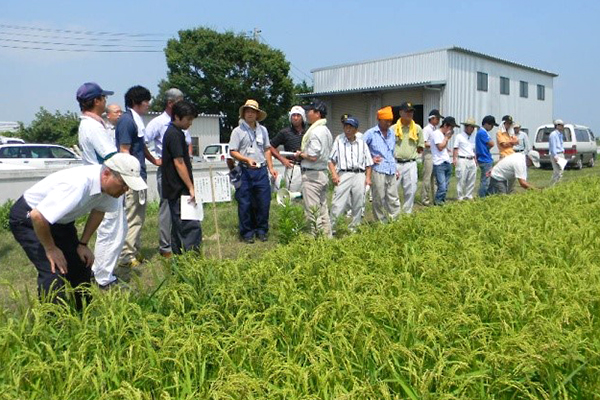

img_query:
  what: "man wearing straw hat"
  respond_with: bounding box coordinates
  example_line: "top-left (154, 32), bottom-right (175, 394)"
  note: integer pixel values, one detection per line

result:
top-left (269, 105), bottom-right (306, 193)
top-left (229, 99), bottom-right (278, 243)
top-left (453, 118), bottom-right (479, 200)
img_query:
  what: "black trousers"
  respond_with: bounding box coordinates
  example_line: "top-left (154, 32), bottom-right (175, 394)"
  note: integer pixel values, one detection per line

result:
top-left (9, 196), bottom-right (91, 308)
top-left (168, 197), bottom-right (202, 255)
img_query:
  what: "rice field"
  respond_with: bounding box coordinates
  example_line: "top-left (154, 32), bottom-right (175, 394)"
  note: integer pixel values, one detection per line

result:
top-left (1, 176), bottom-right (600, 399)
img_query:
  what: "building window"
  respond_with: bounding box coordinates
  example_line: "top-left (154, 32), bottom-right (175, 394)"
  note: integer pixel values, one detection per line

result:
top-left (537, 84), bottom-right (545, 100)
top-left (520, 81), bottom-right (528, 98)
top-left (500, 77), bottom-right (510, 95)
top-left (477, 72), bottom-right (488, 92)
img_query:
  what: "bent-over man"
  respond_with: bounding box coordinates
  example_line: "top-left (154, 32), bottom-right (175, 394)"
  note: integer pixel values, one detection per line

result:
top-left (487, 150), bottom-right (540, 194)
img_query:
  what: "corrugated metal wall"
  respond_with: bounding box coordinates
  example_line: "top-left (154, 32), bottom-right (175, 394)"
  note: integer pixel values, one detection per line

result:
top-left (446, 51), bottom-right (554, 146)
top-left (313, 50), bottom-right (448, 93)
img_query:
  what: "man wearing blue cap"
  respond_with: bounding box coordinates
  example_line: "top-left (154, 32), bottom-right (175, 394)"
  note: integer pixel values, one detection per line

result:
top-left (328, 117), bottom-right (373, 233)
top-left (76, 82), bottom-right (126, 289)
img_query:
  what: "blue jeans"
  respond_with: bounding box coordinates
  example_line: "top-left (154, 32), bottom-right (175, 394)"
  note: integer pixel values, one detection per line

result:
top-left (478, 162), bottom-right (493, 198)
top-left (235, 166), bottom-right (271, 240)
top-left (433, 162), bottom-right (452, 205)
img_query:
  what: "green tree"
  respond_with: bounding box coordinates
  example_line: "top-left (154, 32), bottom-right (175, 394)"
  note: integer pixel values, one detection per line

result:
top-left (17, 108), bottom-right (80, 147)
top-left (160, 27), bottom-right (295, 142)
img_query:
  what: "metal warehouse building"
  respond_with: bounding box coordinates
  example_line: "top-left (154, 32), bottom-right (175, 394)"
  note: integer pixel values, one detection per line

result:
top-left (306, 46), bottom-right (557, 142)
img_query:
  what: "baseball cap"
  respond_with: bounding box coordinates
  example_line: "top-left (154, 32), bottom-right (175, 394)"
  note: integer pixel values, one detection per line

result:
top-left (502, 115), bottom-right (514, 124)
top-left (104, 153), bottom-right (147, 191)
top-left (527, 150), bottom-right (541, 168)
top-left (307, 100), bottom-right (327, 116)
top-left (428, 109), bottom-right (444, 119)
top-left (399, 102), bottom-right (415, 112)
top-left (343, 117), bottom-right (359, 128)
top-left (76, 82), bottom-right (114, 102)
top-left (482, 115), bottom-right (499, 127)
top-left (442, 116), bottom-right (460, 128)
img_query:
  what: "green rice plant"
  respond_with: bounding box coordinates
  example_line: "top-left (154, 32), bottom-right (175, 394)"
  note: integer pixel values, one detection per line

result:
top-left (2, 177), bottom-right (600, 398)
top-left (275, 200), bottom-right (306, 244)
top-left (0, 199), bottom-right (13, 231)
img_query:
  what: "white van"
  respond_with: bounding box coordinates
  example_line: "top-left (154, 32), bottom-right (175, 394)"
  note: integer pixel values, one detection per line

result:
top-left (533, 124), bottom-right (597, 169)
top-left (202, 143), bottom-right (230, 162)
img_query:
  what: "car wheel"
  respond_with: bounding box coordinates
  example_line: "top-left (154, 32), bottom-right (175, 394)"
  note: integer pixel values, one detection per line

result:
top-left (589, 155), bottom-right (595, 168)
top-left (575, 157), bottom-right (583, 170)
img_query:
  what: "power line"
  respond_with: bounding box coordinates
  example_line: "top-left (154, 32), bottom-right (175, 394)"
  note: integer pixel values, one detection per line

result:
top-left (0, 37), bottom-right (161, 49)
top-left (0, 23), bottom-right (168, 38)
top-left (0, 30), bottom-right (166, 42)
top-left (256, 33), bottom-right (312, 82)
top-left (0, 44), bottom-right (163, 53)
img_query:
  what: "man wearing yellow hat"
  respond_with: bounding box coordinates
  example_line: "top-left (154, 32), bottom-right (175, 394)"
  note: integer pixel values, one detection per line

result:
top-left (392, 102), bottom-right (424, 214)
top-left (229, 99), bottom-right (278, 243)
top-left (363, 106), bottom-right (400, 222)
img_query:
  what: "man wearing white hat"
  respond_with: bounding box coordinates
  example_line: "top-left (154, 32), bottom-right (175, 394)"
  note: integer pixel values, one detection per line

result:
top-left (453, 118), bottom-right (479, 200)
top-left (229, 99), bottom-right (278, 243)
top-left (549, 119), bottom-right (566, 185)
top-left (9, 154), bottom-right (147, 306)
top-left (270, 105), bottom-right (306, 192)
top-left (487, 150), bottom-right (541, 194)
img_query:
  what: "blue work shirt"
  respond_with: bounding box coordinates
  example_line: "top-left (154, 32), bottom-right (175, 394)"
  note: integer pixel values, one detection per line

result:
top-left (115, 109), bottom-right (147, 181)
top-left (363, 124), bottom-right (396, 175)
top-left (548, 129), bottom-right (564, 156)
top-left (475, 127), bottom-right (493, 164)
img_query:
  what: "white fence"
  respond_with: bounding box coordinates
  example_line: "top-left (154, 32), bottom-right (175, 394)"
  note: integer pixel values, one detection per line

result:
top-left (0, 162), bottom-right (286, 204)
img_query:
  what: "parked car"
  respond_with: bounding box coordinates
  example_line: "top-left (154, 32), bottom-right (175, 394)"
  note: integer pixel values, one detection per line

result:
top-left (0, 136), bottom-right (25, 144)
top-left (533, 124), bottom-right (597, 169)
top-left (0, 144), bottom-right (82, 169)
top-left (202, 143), bottom-right (230, 162)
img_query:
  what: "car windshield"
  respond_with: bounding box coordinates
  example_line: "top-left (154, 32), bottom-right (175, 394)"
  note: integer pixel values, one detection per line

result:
top-left (204, 145), bottom-right (222, 155)
top-left (536, 127), bottom-right (572, 142)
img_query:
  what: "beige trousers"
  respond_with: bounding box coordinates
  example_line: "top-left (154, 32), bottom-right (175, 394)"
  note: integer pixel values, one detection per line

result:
top-left (371, 170), bottom-right (400, 222)
top-left (120, 189), bottom-right (147, 263)
top-left (301, 170), bottom-right (332, 238)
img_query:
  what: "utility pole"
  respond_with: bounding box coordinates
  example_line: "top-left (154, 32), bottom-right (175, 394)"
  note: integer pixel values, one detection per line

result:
top-left (252, 27), bottom-right (261, 41)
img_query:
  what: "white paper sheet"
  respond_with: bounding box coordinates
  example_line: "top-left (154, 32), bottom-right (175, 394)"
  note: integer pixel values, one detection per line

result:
top-left (181, 195), bottom-right (203, 221)
top-left (557, 157), bottom-right (568, 170)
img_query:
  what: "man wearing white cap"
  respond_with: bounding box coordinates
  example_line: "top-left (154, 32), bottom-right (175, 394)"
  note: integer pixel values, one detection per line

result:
top-left (513, 123), bottom-right (531, 154)
top-left (453, 118), bottom-right (479, 200)
top-left (487, 150), bottom-right (540, 194)
top-left (9, 154), bottom-right (146, 307)
top-left (549, 119), bottom-right (566, 185)
top-left (76, 82), bottom-right (127, 289)
top-left (270, 105), bottom-right (306, 192)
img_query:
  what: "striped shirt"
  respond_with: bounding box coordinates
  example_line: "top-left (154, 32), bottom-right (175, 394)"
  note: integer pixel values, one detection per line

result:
top-left (363, 125), bottom-right (396, 175)
top-left (329, 135), bottom-right (373, 171)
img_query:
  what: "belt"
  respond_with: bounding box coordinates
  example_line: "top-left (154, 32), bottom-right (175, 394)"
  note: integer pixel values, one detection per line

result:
top-left (240, 162), bottom-right (265, 168)
top-left (395, 158), bottom-right (416, 163)
top-left (339, 168), bottom-right (365, 173)
top-left (301, 167), bottom-right (326, 172)
top-left (458, 156), bottom-right (475, 160)
top-left (514, 149), bottom-right (524, 153)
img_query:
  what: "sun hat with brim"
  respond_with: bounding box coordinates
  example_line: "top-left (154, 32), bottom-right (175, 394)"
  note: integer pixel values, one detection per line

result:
top-left (104, 153), bottom-right (148, 191)
top-left (461, 118), bottom-right (479, 128)
top-left (527, 150), bottom-right (541, 168)
top-left (239, 99), bottom-right (267, 122)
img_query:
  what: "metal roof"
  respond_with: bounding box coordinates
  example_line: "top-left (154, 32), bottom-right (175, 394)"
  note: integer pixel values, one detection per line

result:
top-left (311, 46), bottom-right (558, 78)
top-left (145, 111), bottom-right (224, 118)
top-left (298, 80), bottom-right (446, 97)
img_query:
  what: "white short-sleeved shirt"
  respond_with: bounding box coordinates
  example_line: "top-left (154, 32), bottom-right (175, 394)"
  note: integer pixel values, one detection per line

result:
top-left (78, 116), bottom-right (117, 165)
top-left (491, 153), bottom-right (527, 182)
top-left (23, 165), bottom-right (118, 224)
top-left (145, 112), bottom-right (192, 156)
top-left (430, 129), bottom-right (451, 165)
top-left (453, 131), bottom-right (476, 157)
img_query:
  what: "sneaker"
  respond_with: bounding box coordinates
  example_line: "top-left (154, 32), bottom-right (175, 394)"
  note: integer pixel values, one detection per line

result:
top-left (118, 259), bottom-right (141, 268)
top-left (159, 251), bottom-right (173, 259)
top-left (257, 234), bottom-right (268, 242)
top-left (242, 236), bottom-right (255, 244)
top-left (98, 279), bottom-right (129, 291)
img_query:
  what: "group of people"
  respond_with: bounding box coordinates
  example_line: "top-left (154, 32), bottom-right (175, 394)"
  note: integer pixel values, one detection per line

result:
top-left (9, 82), bottom-right (203, 304)
top-left (228, 100), bottom-right (551, 242)
top-left (9, 85), bottom-right (564, 304)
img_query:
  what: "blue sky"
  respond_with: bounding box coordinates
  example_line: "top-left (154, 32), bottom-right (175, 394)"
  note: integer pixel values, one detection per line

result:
top-left (1, 0), bottom-right (598, 134)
